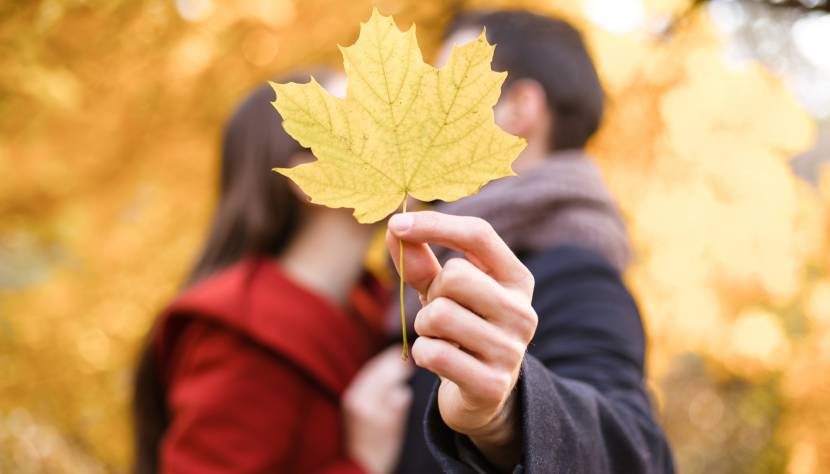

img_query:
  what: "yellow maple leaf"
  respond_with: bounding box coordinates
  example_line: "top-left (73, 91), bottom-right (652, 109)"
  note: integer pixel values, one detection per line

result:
top-left (270, 8), bottom-right (526, 224)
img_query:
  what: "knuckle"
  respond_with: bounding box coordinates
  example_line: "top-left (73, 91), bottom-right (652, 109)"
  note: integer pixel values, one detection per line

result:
top-left (498, 331), bottom-right (525, 356)
top-left (507, 339), bottom-right (527, 363)
top-left (468, 218), bottom-right (494, 246)
top-left (502, 296), bottom-right (537, 340)
top-left (501, 292), bottom-right (526, 316)
top-left (510, 266), bottom-right (535, 295)
top-left (504, 294), bottom-right (537, 340)
top-left (428, 267), bottom-right (448, 299)
top-left (440, 259), bottom-right (467, 287)
top-left (413, 307), bottom-right (428, 334)
top-left (521, 268), bottom-right (535, 293)
top-left (424, 344), bottom-right (450, 370)
top-left (516, 316), bottom-right (537, 343)
top-left (411, 337), bottom-right (436, 367)
top-left (496, 372), bottom-right (513, 393)
top-left (522, 267), bottom-right (536, 296)
top-left (521, 308), bottom-right (539, 339)
top-left (481, 371), bottom-right (511, 403)
top-left (443, 257), bottom-right (466, 273)
top-left (474, 216), bottom-right (495, 235)
top-left (493, 333), bottom-right (526, 367)
top-left (411, 338), bottom-right (425, 364)
top-left (416, 299), bottom-right (450, 334)
top-left (429, 296), bottom-right (452, 318)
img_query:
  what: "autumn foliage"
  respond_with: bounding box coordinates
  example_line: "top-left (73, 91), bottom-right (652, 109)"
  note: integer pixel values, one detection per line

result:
top-left (0, 1), bottom-right (828, 473)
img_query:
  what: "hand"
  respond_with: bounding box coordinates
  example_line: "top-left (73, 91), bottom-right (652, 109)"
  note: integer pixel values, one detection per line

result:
top-left (342, 345), bottom-right (414, 474)
top-left (387, 211), bottom-right (537, 470)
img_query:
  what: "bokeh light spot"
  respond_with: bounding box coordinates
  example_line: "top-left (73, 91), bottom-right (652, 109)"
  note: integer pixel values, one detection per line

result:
top-left (584, 0), bottom-right (645, 34)
top-left (175, 0), bottom-right (213, 22)
top-left (729, 309), bottom-right (788, 368)
top-left (241, 29), bottom-right (280, 67)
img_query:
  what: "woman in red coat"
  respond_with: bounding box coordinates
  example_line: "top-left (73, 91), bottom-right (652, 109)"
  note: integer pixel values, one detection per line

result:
top-left (132, 73), bottom-right (413, 474)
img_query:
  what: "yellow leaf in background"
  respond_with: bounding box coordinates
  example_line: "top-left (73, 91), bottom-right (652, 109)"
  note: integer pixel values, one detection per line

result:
top-left (271, 8), bottom-right (526, 223)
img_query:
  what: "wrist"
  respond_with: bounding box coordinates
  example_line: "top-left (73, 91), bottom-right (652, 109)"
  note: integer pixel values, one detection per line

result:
top-left (467, 390), bottom-right (522, 471)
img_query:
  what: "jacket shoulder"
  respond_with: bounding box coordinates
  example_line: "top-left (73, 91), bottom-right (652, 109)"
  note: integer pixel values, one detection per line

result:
top-left (154, 259), bottom-right (378, 395)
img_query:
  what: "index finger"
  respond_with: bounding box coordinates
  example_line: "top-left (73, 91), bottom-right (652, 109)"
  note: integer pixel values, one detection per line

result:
top-left (388, 211), bottom-right (532, 289)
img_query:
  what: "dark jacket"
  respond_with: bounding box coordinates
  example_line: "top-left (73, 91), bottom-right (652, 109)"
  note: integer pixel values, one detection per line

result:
top-left (395, 245), bottom-right (675, 473)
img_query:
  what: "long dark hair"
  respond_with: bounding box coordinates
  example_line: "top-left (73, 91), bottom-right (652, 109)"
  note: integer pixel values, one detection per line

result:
top-left (132, 73), bottom-right (326, 474)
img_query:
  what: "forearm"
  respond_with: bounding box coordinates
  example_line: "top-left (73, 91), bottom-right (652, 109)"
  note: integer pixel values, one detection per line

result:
top-left (519, 355), bottom-right (674, 473)
top-left (424, 355), bottom-right (674, 473)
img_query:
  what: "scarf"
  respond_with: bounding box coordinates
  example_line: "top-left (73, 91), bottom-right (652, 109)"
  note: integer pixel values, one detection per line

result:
top-left (387, 150), bottom-right (632, 334)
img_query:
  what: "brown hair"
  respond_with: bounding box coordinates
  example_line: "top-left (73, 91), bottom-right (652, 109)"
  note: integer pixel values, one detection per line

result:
top-left (185, 80), bottom-right (306, 284)
top-left (447, 10), bottom-right (605, 151)
top-left (132, 72), bottom-right (328, 473)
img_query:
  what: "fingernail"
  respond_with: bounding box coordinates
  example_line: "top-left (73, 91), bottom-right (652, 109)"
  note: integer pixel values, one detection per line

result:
top-left (389, 213), bottom-right (413, 233)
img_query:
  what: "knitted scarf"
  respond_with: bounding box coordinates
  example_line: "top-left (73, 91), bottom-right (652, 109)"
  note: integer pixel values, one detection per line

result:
top-left (387, 150), bottom-right (631, 333)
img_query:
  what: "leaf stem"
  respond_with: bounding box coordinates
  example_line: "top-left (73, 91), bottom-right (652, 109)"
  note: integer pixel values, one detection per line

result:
top-left (400, 198), bottom-right (409, 360)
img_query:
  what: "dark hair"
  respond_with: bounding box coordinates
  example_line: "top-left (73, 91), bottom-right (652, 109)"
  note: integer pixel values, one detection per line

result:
top-left (132, 73), bottom-right (324, 473)
top-left (184, 80), bottom-right (307, 285)
top-left (447, 10), bottom-right (605, 151)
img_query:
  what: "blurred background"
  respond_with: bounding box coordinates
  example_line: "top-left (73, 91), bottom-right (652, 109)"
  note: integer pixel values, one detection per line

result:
top-left (1, 0), bottom-right (829, 472)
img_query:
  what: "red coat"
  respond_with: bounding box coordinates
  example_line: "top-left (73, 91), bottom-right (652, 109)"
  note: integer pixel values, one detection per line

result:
top-left (153, 258), bottom-right (388, 473)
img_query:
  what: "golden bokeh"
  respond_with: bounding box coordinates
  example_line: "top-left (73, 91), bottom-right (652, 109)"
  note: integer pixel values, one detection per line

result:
top-left (1, 0), bottom-right (828, 472)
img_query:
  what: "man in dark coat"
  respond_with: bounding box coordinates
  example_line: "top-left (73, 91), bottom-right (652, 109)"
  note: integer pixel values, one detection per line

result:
top-left (380, 10), bottom-right (675, 473)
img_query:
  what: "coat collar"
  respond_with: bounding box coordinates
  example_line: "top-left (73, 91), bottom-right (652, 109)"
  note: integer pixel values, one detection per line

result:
top-left (157, 258), bottom-right (383, 396)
